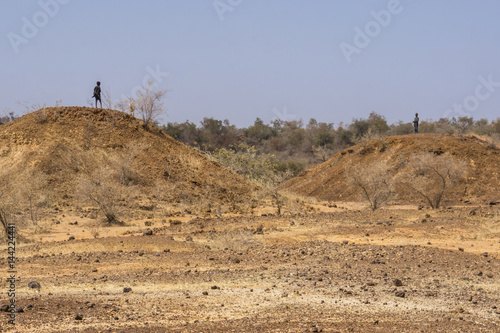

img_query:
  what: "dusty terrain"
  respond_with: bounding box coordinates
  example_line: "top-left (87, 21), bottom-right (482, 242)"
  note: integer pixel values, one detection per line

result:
top-left (284, 133), bottom-right (500, 204)
top-left (1, 203), bottom-right (499, 332)
top-left (1, 108), bottom-right (499, 332)
top-left (0, 107), bottom-right (259, 213)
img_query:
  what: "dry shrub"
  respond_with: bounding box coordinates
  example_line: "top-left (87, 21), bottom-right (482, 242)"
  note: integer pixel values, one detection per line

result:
top-left (38, 141), bottom-right (92, 175)
top-left (0, 175), bottom-right (32, 242)
top-left (78, 167), bottom-right (123, 225)
top-left (347, 160), bottom-right (396, 211)
top-left (112, 141), bottom-right (149, 186)
top-left (117, 80), bottom-right (167, 125)
top-left (210, 229), bottom-right (257, 251)
top-left (397, 152), bottom-right (467, 209)
top-left (33, 107), bottom-right (49, 124)
top-left (86, 222), bottom-right (102, 238)
top-left (19, 171), bottom-right (48, 233)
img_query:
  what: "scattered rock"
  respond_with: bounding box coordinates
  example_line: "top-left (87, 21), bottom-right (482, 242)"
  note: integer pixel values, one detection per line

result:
top-left (186, 235), bottom-right (193, 242)
top-left (170, 220), bottom-right (182, 226)
top-left (395, 291), bottom-right (406, 298)
top-left (28, 281), bottom-right (41, 290)
top-left (458, 247), bottom-right (464, 252)
top-left (254, 225), bottom-right (264, 235)
top-left (123, 287), bottom-right (132, 293)
top-left (143, 228), bottom-right (153, 236)
top-left (393, 279), bottom-right (403, 287)
top-left (75, 314), bottom-right (83, 320)
top-left (0, 305), bottom-right (9, 312)
top-left (68, 236), bottom-right (75, 241)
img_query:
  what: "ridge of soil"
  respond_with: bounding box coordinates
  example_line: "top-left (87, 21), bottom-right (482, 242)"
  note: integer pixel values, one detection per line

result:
top-left (0, 107), bottom-right (259, 212)
top-left (283, 133), bottom-right (500, 205)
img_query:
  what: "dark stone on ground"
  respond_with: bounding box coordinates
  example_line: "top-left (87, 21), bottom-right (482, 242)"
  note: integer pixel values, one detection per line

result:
top-left (28, 281), bottom-right (41, 290)
top-left (393, 279), bottom-right (403, 287)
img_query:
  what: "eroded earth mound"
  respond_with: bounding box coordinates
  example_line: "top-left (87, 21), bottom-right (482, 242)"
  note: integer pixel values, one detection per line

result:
top-left (0, 107), bottom-right (259, 216)
top-left (283, 133), bottom-right (500, 205)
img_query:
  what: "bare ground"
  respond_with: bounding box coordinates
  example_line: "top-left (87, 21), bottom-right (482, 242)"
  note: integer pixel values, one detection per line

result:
top-left (1, 203), bottom-right (499, 332)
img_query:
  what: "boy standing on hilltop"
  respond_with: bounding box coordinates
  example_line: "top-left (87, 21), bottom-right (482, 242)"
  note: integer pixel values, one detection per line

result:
top-left (413, 113), bottom-right (419, 133)
top-left (92, 81), bottom-right (102, 108)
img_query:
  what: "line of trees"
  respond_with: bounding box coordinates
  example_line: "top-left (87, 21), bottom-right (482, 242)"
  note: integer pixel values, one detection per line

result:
top-left (161, 112), bottom-right (500, 178)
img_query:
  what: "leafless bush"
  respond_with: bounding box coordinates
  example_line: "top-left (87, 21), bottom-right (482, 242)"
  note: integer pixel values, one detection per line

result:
top-left (112, 141), bottom-right (148, 186)
top-left (0, 179), bottom-right (16, 238)
top-left (20, 171), bottom-right (48, 233)
top-left (86, 222), bottom-right (102, 238)
top-left (116, 97), bottom-right (136, 117)
top-left (102, 87), bottom-right (114, 109)
top-left (312, 145), bottom-right (334, 163)
top-left (78, 168), bottom-right (122, 225)
top-left (398, 152), bottom-right (468, 209)
top-left (347, 160), bottom-right (396, 211)
top-left (118, 81), bottom-right (167, 125)
top-left (33, 108), bottom-right (49, 124)
top-left (0, 206), bottom-right (10, 238)
top-left (20, 102), bottom-right (47, 114)
top-left (209, 229), bottom-right (257, 251)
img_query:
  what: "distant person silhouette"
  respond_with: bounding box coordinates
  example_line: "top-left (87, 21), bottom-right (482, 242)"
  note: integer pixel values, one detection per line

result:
top-left (413, 113), bottom-right (419, 133)
top-left (93, 81), bottom-right (102, 108)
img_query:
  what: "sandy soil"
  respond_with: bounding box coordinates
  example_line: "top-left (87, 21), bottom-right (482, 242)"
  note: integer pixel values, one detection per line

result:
top-left (1, 203), bottom-right (499, 332)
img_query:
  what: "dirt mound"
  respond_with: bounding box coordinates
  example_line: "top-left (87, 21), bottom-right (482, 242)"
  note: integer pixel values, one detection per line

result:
top-left (283, 133), bottom-right (500, 205)
top-left (0, 107), bottom-right (259, 215)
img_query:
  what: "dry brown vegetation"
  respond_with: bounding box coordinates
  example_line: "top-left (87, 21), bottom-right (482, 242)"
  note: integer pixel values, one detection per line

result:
top-left (0, 107), bottom-right (499, 332)
top-left (347, 160), bottom-right (396, 211)
top-left (397, 152), bottom-right (468, 209)
top-left (284, 133), bottom-right (500, 206)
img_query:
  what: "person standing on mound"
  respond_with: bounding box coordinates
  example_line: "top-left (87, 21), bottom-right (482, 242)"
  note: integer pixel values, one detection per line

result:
top-left (92, 81), bottom-right (102, 108)
top-left (413, 113), bottom-right (419, 134)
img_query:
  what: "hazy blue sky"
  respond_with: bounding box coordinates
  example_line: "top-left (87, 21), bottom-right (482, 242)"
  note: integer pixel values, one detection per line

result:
top-left (1, 0), bottom-right (500, 127)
